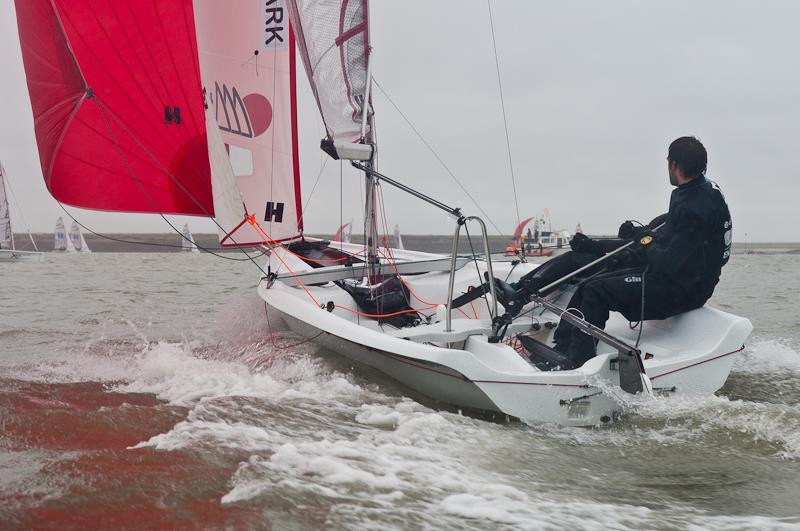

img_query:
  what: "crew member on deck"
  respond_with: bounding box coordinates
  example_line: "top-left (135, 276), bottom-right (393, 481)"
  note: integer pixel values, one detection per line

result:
top-left (553, 136), bottom-right (733, 367)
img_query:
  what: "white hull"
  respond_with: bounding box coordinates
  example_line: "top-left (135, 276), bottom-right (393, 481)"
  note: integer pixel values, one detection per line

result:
top-left (259, 243), bottom-right (752, 426)
top-left (0, 249), bottom-right (44, 263)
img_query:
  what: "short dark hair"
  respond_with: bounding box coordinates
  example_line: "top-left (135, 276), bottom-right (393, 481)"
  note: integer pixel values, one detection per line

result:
top-left (668, 136), bottom-right (707, 178)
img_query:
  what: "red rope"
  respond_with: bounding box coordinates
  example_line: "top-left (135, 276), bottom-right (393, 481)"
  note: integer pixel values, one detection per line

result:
top-left (334, 304), bottom-right (437, 319)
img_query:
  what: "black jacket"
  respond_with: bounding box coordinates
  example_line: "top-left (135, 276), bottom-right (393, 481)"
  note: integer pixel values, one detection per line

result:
top-left (646, 176), bottom-right (732, 292)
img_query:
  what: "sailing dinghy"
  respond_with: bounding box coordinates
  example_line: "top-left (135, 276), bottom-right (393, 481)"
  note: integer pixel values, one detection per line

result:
top-left (14, 0), bottom-right (752, 426)
top-left (69, 221), bottom-right (91, 253)
top-left (53, 217), bottom-right (75, 253)
top-left (394, 224), bottom-right (405, 250)
top-left (0, 162), bottom-right (43, 263)
top-left (333, 221), bottom-right (352, 244)
top-left (180, 224), bottom-right (200, 253)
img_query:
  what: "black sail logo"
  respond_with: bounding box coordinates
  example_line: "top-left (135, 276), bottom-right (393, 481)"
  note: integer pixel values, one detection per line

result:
top-left (263, 0), bottom-right (287, 48)
top-left (214, 82), bottom-right (253, 138)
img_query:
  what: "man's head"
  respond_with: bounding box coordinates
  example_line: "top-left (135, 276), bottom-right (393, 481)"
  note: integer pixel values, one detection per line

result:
top-left (667, 136), bottom-right (707, 186)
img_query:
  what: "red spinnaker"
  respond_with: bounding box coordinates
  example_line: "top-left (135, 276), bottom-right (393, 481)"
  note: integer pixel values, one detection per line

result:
top-left (14, 0), bottom-right (213, 216)
top-left (512, 217), bottom-right (535, 241)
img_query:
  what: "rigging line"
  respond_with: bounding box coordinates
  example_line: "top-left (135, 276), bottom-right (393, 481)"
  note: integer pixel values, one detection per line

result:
top-left (1, 164), bottom-right (38, 250)
top-left (93, 97), bottom-right (211, 215)
top-left (340, 160), bottom-right (343, 249)
top-left (92, 98), bottom-right (268, 274)
top-left (55, 201), bottom-right (267, 259)
top-left (486, 0), bottom-right (521, 229)
top-left (92, 95), bottom-right (269, 264)
top-left (371, 78), bottom-right (503, 235)
top-left (295, 156), bottom-right (329, 234)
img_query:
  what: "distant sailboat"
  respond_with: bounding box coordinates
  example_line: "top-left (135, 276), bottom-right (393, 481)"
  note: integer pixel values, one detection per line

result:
top-left (333, 221), bottom-right (352, 243)
top-left (0, 162), bottom-right (43, 263)
top-left (394, 224), bottom-right (405, 250)
top-left (54, 217), bottom-right (76, 253)
top-left (575, 223), bottom-right (583, 235)
top-left (69, 221), bottom-right (91, 253)
top-left (181, 223), bottom-right (199, 253)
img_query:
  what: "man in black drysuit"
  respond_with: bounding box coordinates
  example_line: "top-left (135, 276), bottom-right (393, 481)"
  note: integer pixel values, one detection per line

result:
top-left (551, 136), bottom-right (733, 368)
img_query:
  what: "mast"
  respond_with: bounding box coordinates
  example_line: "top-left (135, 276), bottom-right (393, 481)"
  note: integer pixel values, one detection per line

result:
top-left (360, 48), bottom-right (380, 280)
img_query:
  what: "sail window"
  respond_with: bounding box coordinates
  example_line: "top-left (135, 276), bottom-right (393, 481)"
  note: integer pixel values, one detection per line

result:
top-left (226, 144), bottom-right (254, 177)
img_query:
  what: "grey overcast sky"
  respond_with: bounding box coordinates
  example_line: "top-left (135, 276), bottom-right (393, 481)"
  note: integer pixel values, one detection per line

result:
top-left (1, 0), bottom-right (798, 240)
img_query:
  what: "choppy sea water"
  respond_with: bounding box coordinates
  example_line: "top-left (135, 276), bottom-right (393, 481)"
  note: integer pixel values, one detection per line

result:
top-left (1, 252), bottom-right (799, 530)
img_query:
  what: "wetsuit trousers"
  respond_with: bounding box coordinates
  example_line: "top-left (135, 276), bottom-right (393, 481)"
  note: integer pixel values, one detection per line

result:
top-left (553, 268), bottom-right (708, 366)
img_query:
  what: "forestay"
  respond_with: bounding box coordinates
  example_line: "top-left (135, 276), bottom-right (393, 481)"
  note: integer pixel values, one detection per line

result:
top-left (194, 0), bottom-right (302, 245)
top-left (286, 0), bottom-right (374, 160)
top-left (14, 0), bottom-right (213, 216)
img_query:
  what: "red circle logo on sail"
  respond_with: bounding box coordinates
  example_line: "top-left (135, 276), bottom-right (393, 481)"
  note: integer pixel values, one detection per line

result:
top-left (243, 93), bottom-right (272, 137)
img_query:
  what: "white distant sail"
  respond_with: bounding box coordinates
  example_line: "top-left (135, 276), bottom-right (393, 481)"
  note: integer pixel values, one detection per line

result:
top-left (181, 223), bottom-right (199, 253)
top-left (69, 221), bottom-right (91, 253)
top-left (394, 224), bottom-right (404, 250)
top-left (79, 230), bottom-right (91, 253)
top-left (69, 221), bottom-right (81, 251)
top-left (54, 217), bottom-right (75, 252)
top-left (575, 223), bottom-right (583, 235)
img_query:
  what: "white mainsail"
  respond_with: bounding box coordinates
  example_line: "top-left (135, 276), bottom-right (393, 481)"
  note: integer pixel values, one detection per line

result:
top-left (69, 221), bottom-right (91, 253)
top-left (394, 224), bottom-right (404, 250)
top-left (54, 217), bottom-right (75, 252)
top-left (194, 0), bottom-right (302, 246)
top-left (0, 163), bottom-right (11, 250)
top-left (181, 223), bottom-right (199, 253)
top-left (79, 230), bottom-right (91, 253)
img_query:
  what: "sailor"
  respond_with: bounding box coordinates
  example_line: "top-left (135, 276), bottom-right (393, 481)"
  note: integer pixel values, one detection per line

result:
top-left (552, 136), bottom-right (733, 367)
